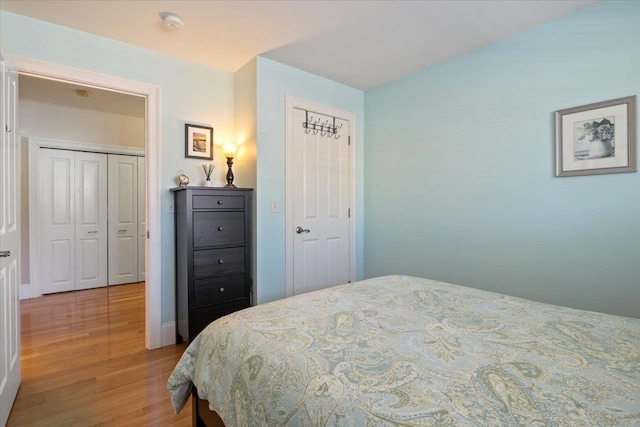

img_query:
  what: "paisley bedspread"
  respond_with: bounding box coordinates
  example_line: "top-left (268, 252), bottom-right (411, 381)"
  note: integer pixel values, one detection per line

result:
top-left (167, 275), bottom-right (640, 426)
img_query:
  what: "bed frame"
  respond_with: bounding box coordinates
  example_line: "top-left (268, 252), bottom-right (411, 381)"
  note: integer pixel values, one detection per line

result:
top-left (192, 389), bottom-right (225, 427)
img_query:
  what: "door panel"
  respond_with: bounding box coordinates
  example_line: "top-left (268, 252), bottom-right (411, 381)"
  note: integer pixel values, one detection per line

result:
top-left (39, 149), bottom-right (75, 294)
top-left (137, 156), bottom-right (146, 281)
top-left (75, 152), bottom-right (107, 290)
top-left (292, 108), bottom-right (350, 294)
top-left (114, 235), bottom-right (135, 275)
top-left (108, 154), bottom-right (138, 285)
top-left (1, 51), bottom-right (20, 427)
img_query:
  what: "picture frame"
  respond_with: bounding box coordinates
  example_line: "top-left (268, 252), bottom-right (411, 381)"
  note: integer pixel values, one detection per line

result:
top-left (185, 123), bottom-right (214, 160)
top-left (555, 95), bottom-right (636, 177)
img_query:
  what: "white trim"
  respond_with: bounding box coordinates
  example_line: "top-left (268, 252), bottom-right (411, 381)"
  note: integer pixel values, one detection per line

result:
top-left (26, 137), bottom-right (144, 156)
top-left (15, 55), bottom-right (163, 350)
top-left (161, 321), bottom-right (177, 347)
top-left (20, 283), bottom-right (31, 300)
top-left (284, 96), bottom-right (356, 297)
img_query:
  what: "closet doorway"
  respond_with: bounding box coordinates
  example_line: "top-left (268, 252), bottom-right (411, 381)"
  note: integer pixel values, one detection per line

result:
top-left (34, 146), bottom-right (146, 294)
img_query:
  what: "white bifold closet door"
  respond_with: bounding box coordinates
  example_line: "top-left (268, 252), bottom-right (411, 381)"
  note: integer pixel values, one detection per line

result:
top-left (108, 154), bottom-right (138, 286)
top-left (75, 152), bottom-right (108, 290)
top-left (39, 149), bottom-right (108, 294)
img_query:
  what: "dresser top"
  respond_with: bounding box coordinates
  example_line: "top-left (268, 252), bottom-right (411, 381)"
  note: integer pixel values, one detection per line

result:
top-left (170, 186), bottom-right (253, 192)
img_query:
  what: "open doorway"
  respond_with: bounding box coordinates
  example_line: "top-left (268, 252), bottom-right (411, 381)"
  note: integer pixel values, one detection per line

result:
top-left (14, 56), bottom-right (163, 349)
top-left (20, 75), bottom-right (146, 298)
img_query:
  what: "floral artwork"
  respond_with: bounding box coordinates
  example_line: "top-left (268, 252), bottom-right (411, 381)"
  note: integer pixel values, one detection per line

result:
top-left (574, 116), bottom-right (615, 160)
top-left (555, 96), bottom-right (636, 177)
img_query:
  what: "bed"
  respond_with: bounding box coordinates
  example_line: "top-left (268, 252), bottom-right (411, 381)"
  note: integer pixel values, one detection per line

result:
top-left (168, 275), bottom-right (640, 426)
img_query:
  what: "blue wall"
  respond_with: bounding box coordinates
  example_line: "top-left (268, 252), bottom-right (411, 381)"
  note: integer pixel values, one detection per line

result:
top-left (364, 1), bottom-right (640, 318)
top-left (4, 1), bottom-right (637, 324)
top-left (0, 11), bottom-right (365, 324)
top-left (0, 12), bottom-right (236, 326)
top-left (255, 57), bottom-right (365, 303)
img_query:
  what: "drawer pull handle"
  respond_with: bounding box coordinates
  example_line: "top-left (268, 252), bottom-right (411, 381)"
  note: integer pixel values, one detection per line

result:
top-left (219, 287), bottom-right (225, 293)
top-left (218, 259), bottom-right (224, 264)
top-left (218, 226), bottom-right (223, 231)
top-left (217, 200), bottom-right (223, 205)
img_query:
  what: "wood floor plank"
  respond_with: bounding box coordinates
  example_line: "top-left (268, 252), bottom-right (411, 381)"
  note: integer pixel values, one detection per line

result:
top-left (6, 283), bottom-right (191, 426)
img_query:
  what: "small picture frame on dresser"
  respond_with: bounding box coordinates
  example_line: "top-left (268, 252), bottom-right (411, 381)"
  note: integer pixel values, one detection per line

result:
top-left (185, 123), bottom-right (214, 160)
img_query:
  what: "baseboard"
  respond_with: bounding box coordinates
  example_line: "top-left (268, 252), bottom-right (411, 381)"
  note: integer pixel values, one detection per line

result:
top-left (161, 322), bottom-right (176, 347)
top-left (20, 283), bottom-right (32, 300)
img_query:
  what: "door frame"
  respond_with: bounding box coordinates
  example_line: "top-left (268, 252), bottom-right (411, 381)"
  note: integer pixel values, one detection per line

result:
top-left (14, 55), bottom-right (163, 349)
top-left (284, 96), bottom-right (356, 297)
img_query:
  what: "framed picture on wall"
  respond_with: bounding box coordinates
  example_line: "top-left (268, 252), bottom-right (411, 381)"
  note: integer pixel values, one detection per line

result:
top-left (185, 123), bottom-right (214, 160)
top-left (555, 95), bottom-right (636, 177)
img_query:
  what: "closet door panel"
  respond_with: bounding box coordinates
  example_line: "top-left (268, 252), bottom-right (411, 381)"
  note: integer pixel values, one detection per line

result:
top-left (39, 148), bottom-right (75, 294)
top-left (108, 154), bottom-right (138, 285)
top-left (75, 152), bottom-right (108, 290)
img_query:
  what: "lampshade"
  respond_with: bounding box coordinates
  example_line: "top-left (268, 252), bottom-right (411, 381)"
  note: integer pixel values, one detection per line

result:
top-left (223, 143), bottom-right (237, 158)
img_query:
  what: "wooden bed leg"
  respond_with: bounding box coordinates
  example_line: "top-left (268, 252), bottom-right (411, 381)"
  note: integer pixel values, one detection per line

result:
top-left (191, 390), bottom-right (201, 427)
top-left (192, 388), bottom-right (226, 427)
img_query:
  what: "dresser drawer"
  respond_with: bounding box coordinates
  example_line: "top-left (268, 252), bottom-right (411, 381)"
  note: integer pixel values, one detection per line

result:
top-left (193, 274), bottom-right (246, 307)
top-left (193, 247), bottom-right (245, 278)
top-left (192, 299), bottom-right (250, 338)
top-left (192, 194), bottom-right (245, 210)
top-left (193, 211), bottom-right (244, 248)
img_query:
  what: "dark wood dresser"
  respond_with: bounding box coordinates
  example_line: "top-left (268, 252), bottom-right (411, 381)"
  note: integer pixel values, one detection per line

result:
top-left (171, 186), bottom-right (253, 343)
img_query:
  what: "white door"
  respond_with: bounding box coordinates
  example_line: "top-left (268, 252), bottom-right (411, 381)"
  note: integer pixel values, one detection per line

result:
top-left (290, 107), bottom-right (351, 294)
top-left (137, 156), bottom-right (145, 282)
top-left (39, 148), bottom-right (75, 294)
top-left (108, 154), bottom-right (138, 285)
top-left (0, 49), bottom-right (20, 427)
top-left (75, 152), bottom-right (108, 290)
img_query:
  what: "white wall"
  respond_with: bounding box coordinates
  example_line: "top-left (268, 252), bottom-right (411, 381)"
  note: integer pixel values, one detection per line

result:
top-left (234, 58), bottom-right (258, 302)
top-left (19, 98), bottom-right (145, 148)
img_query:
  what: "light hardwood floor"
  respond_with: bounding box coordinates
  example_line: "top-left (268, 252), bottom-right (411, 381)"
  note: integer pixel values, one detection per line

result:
top-left (7, 283), bottom-right (191, 426)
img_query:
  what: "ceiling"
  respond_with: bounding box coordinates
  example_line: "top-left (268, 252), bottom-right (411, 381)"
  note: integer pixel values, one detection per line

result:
top-left (1, 0), bottom-right (596, 91)
top-left (19, 74), bottom-right (145, 118)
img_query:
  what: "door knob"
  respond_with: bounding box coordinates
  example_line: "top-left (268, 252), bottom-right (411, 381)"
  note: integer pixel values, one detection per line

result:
top-left (0, 251), bottom-right (10, 258)
top-left (295, 226), bottom-right (310, 234)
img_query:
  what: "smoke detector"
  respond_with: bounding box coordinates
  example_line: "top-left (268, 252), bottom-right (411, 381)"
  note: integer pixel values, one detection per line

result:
top-left (160, 12), bottom-right (183, 30)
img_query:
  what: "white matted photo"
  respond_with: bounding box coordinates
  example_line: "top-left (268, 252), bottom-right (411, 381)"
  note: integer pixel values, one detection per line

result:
top-left (555, 96), bottom-right (636, 177)
top-left (185, 123), bottom-right (214, 160)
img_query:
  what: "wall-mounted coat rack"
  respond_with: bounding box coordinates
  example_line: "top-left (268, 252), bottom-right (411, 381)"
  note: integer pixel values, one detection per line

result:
top-left (303, 111), bottom-right (342, 139)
